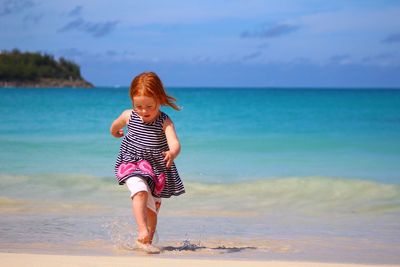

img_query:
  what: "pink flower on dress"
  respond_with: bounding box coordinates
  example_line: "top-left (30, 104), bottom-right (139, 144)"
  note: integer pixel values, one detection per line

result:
top-left (117, 160), bottom-right (166, 195)
top-left (117, 162), bottom-right (137, 178)
top-left (154, 173), bottom-right (166, 195)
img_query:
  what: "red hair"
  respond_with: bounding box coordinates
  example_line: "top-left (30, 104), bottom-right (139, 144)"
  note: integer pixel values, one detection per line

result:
top-left (129, 71), bottom-right (180, 111)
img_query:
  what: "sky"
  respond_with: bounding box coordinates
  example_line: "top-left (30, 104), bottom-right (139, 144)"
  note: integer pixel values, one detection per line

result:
top-left (1, 0), bottom-right (400, 87)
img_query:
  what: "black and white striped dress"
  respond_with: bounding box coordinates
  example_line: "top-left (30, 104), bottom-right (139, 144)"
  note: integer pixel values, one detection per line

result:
top-left (114, 110), bottom-right (185, 198)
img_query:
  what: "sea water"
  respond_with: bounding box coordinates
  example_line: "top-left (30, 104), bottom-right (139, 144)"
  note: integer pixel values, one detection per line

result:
top-left (0, 87), bottom-right (400, 263)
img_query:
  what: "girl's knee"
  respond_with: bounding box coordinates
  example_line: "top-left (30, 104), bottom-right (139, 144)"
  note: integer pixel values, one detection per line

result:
top-left (133, 191), bottom-right (148, 199)
top-left (155, 201), bottom-right (161, 212)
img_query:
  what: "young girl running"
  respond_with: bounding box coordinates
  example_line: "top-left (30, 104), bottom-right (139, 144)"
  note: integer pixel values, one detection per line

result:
top-left (110, 71), bottom-right (185, 253)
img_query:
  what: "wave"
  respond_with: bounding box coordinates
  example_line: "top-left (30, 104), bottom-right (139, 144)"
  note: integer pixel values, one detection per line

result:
top-left (168, 176), bottom-right (400, 217)
top-left (0, 173), bottom-right (118, 214)
top-left (1, 173), bottom-right (399, 216)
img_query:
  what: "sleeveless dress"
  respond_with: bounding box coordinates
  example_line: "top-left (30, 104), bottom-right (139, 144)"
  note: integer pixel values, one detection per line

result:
top-left (114, 110), bottom-right (185, 198)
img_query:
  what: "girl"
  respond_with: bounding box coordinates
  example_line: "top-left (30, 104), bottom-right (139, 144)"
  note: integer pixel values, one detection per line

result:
top-left (110, 71), bottom-right (185, 253)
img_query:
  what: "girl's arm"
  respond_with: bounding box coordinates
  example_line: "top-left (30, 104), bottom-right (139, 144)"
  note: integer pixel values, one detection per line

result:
top-left (110, 109), bottom-right (132, 138)
top-left (163, 118), bottom-right (181, 169)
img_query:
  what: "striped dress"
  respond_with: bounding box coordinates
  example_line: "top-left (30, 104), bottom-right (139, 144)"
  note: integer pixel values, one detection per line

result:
top-left (114, 110), bottom-right (185, 198)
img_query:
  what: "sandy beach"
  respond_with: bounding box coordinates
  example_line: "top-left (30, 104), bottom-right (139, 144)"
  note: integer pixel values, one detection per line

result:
top-left (1, 252), bottom-right (399, 267)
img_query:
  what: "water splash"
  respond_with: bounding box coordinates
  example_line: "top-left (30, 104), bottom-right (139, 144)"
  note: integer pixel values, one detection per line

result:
top-left (103, 217), bottom-right (160, 251)
top-left (104, 218), bottom-right (136, 250)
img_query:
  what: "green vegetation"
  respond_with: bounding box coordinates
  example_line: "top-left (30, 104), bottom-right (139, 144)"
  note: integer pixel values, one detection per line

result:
top-left (0, 49), bottom-right (83, 82)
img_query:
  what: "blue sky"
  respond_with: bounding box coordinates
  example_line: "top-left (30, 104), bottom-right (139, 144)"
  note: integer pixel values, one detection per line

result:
top-left (1, 0), bottom-right (400, 87)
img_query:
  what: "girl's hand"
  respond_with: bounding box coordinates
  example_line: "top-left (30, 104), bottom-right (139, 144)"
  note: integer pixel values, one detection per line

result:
top-left (112, 129), bottom-right (124, 138)
top-left (162, 151), bottom-right (175, 169)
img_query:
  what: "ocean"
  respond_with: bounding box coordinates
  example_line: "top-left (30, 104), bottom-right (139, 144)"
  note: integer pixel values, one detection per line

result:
top-left (1, 87), bottom-right (399, 263)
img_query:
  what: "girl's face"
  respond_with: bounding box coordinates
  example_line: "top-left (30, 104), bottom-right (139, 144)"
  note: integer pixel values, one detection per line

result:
top-left (133, 95), bottom-right (160, 123)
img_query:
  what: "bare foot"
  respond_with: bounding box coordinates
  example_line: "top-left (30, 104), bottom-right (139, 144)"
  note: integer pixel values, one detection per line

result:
top-left (136, 239), bottom-right (161, 254)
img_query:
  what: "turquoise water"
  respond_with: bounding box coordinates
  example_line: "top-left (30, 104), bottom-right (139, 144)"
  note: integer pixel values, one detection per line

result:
top-left (1, 87), bottom-right (400, 263)
top-left (1, 88), bottom-right (400, 183)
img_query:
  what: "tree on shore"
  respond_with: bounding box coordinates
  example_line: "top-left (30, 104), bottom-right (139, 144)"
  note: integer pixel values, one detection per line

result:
top-left (0, 49), bottom-right (84, 82)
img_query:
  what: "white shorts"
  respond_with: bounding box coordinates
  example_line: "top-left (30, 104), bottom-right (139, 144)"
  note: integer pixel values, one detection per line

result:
top-left (126, 177), bottom-right (161, 214)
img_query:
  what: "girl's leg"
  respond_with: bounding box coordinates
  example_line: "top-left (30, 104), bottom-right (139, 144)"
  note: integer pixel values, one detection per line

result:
top-left (132, 194), bottom-right (161, 254)
top-left (127, 178), bottom-right (160, 253)
top-left (132, 191), bottom-right (150, 242)
top-left (147, 208), bottom-right (157, 243)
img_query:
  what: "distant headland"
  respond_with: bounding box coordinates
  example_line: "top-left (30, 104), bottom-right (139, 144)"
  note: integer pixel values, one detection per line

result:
top-left (0, 49), bottom-right (93, 88)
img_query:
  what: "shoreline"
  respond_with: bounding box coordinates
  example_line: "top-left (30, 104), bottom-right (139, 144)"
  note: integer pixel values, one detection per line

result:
top-left (0, 78), bottom-right (93, 88)
top-left (1, 173), bottom-right (400, 265)
top-left (1, 252), bottom-right (399, 267)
